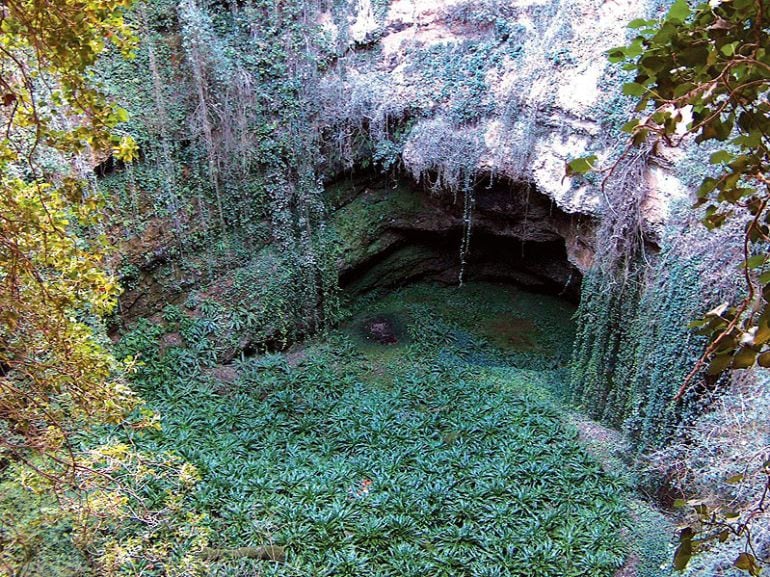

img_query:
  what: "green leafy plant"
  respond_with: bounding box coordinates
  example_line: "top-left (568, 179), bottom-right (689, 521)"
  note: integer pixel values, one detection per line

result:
top-left (106, 282), bottom-right (636, 577)
top-left (672, 461), bottom-right (770, 577)
top-left (0, 0), bottom-right (141, 470)
top-left (592, 0), bottom-right (770, 391)
top-left (568, 1), bottom-right (770, 573)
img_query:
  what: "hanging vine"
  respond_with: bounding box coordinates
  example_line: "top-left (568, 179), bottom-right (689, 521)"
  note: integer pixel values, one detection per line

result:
top-left (571, 142), bottom-right (745, 448)
top-left (458, 173), bottom-right (476, 286)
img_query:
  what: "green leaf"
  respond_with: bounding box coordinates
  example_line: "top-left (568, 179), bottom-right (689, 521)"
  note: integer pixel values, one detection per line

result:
top-left (698, 177), bottom-right (718, 198)
top-left (719, 529), bottom-right (730, 542)
top-left (709, 150), bottom-right (733, 165)
top-left (621, 119), bottom-right (641, 133)
top-left (623, 82), bottom-right (648, 97)
top-left (673, 540), bottom-right (693, 570)
top-left (566, 155), bottom-right (597, 176)
top-left (667, 0), bottom-right (691, 23)
top-left (628, 18), bottom-right (653, 29)
top-left (726, 473), bottom-right (745, 485)
top-left (115, 107), bottom-right (130, 123)
top-left (734, 552), bottom-right (761, 576)
top-left (721, 42), bottom-right (739, 57)
top-left (632, 128), bottom-right (649, 146)
top-left (624, 37), bottom-right (645, 59)
top-left (608, 48), bottom-right (627, 63)
top-left (743, 254), bottom-right (766, 269)
top-left (705, 210), bottom-right (729, 229)
top-left (708, 353), bottom-right (733, 374)
top-left (732, 347), bottom-right (756, 369)
top-left (113, 135), bottom-right (139, 163)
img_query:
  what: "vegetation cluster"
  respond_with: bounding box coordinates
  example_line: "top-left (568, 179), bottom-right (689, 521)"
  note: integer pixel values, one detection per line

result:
top-left (94, 283), bottom-right (631, 576)
top-left (2, 0), bottom-right (770, 575)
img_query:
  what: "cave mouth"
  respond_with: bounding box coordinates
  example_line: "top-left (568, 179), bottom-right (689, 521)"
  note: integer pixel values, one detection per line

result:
top-left (335, 171), bottom-right (587, 303)
top-left (341, 228), bottom-right (582, 301)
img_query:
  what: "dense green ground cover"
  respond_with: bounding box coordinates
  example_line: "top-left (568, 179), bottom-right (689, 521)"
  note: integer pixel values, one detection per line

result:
top-left (1, 283), bottom-right (656, 576)
top-left (105, 283), bottom-right (632, 576)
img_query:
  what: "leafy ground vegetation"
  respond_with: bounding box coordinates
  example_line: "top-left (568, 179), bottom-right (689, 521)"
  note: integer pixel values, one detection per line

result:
top-left (39, 282), bottom-right (645, 577)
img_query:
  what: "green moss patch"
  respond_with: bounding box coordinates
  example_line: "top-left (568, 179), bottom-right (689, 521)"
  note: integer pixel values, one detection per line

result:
top-left (330, 180), bottom-right (423, 269)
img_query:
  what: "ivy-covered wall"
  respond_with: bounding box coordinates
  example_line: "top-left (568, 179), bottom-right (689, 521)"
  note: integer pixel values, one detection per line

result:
top-left (96, 0), bottom-right (596, 332)
top-left (98, 0), bottom-right (355, 332)
top-left (571, 206), bottom-right (745, 449)
top-left (101, 0), bottom-right (714, 414)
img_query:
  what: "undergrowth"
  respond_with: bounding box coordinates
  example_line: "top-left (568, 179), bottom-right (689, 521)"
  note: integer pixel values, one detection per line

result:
top-left (105, 283), bottom-right (631, 576)
top-left (2, 283), bottom-right (654, 576)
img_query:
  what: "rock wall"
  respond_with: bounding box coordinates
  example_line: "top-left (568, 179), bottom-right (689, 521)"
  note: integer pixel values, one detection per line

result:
top-left (314, 0), bottom-right (685, 275)
top-left (102, 0), bottom-right (687, 330)
top-left (329, 171), bottom-right (591, 298)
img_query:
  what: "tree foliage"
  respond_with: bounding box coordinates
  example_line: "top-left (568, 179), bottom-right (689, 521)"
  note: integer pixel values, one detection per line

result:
top-left (607, 0), bottom-right (770, 390)
top-left (0, 0), bottom-right (140, 469)
top-left (0, 5), bottom-right (217, 576)
top-left (597, 0), bottom-right (770, 573)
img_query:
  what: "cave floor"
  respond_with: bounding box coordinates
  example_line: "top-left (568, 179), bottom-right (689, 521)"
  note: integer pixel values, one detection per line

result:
top-left (131, 282), bottom-right (673, 576)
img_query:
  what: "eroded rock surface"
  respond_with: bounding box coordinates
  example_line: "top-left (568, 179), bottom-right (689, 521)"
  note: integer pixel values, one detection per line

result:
top-left (110, 0), bottom-right (688, 338)
top-left (316, 0), bottom-right (688, 273)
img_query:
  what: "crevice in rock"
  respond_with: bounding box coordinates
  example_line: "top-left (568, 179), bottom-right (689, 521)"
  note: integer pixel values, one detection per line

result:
top-left (342, 228), bottom-right (582, 300)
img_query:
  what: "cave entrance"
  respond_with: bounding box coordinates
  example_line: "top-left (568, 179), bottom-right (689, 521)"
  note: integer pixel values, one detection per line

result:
top-left (332, 171), bottom-right (592, 303)
top-left (342, 229), bottom-right (581, 299)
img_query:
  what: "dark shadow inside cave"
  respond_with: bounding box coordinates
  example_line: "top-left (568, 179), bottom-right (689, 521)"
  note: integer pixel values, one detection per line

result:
top-left (335, 171), bottom-right (591, 302)
top-left (341, 229), bottom-right (582, 299)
